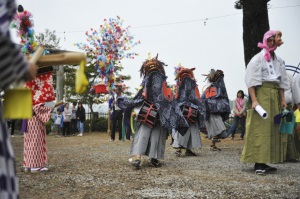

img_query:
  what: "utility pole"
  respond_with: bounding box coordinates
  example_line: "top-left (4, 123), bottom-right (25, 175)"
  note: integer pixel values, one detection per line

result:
top-left (56, 65), bottom-right (64, 102)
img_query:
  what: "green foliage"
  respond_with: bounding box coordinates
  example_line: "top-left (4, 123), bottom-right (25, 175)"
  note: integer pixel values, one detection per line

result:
top-left (45, 120), bottom-right (53, 135)
top-left (83, 117), bottom-right (108, 132)
top-left (35, 29), bottom-right (60, 49)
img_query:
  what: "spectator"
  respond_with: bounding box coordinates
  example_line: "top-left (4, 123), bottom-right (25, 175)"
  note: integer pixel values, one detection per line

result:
top-left (7, 119), bottom-right (16, 137)
top-left (62, 102), bottom-right (72, 136)
top-left (54, 108), bottom-right (63, 137)
top-left (227, 90), bottom-right (247, 140)
top-left (76, 102), bottom-right (85, 136)
top-left (70, 102), bottom-right (77, 136)
top-left (109, 86), bottom-right (124, 141)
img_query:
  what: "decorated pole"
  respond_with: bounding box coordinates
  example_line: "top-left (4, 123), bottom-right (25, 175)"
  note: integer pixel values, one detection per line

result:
top-left (76, 16), bottom-right (140, 134)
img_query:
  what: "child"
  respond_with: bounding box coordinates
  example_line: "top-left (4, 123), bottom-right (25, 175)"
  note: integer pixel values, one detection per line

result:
top-left (54, 108), bottom-right (64, 137)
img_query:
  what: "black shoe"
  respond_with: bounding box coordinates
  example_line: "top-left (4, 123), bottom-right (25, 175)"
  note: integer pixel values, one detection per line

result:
top-left (150, 158), bottom-right (162, 167)
top-left (264, 164), bottom-right (277, 172)
top-left (255, 169), bottom-right (266, 175)
top-left (254, 163), bottom-right (267, 175)
top-left (185, 149), bottom-right (197, 156)
top-left (131, 159), bottom-right (141, 169)
top-left (175, 149), bottom-right (182, 156)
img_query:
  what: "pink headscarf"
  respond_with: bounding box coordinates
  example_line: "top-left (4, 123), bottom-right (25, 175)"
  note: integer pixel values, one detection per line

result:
top-left (257, 30), bottom-right (277, 62)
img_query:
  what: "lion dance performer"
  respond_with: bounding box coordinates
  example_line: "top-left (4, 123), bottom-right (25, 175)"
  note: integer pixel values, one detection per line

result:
top-left (172, 65), bottom-right (203, 156)
top-left (118, 54), bottom-right (188, 169)
top-left (201, 69), bottom-right (231, 151)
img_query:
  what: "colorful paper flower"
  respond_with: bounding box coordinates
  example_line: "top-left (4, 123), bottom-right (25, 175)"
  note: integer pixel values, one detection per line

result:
top-left (76, 17), bottom-right (140, 94)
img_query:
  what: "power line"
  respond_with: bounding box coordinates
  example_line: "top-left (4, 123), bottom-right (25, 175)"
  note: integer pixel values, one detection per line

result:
top-left (132, 13), bottom-right (241, 29)
top-left (270, 4), bottom-right (300, 9)
top-left (51, 4), bottom-right (300, 34)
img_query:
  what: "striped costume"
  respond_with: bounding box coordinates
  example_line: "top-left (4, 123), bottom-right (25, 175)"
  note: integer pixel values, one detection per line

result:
top-left (1, 0), bottom-right (29, 198)
top-left (24, 104), bottom-right (52, 169)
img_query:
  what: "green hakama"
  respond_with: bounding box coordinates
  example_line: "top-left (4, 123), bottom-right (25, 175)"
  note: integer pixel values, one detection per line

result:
top-left (241, 82), bottom-right (287, 163)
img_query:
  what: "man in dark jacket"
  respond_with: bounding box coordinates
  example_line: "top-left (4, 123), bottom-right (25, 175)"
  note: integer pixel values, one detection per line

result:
top-left (109, 87), bottom-right (123, 141)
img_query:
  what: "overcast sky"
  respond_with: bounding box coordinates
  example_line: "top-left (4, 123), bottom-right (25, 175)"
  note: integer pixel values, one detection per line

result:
top-left (13, 0), bottom-right (300, 100)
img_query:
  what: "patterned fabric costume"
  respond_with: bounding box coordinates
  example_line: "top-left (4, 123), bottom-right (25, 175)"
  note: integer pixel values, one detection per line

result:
top-left (0, 0), bottom-right (29, 198)
top-left (172, 67), bottom-right (202, 150)
top-left (25, 72), bottom-right (55, 105)
top-left (24, 104), bottom-right (52, 169)
top-left (118, 56), bottom-right (188, 165)
top-left (201, 69), bottom-right (230, 139)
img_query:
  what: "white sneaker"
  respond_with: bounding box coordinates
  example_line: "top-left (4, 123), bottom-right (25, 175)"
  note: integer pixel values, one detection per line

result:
top-left (31, 167), bottom-right (49, 173)
top-left (77, 133), bottom-right (83, 137)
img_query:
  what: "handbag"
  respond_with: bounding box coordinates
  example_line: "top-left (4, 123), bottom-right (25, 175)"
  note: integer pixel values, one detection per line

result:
top-left (279, 111), bottom-right (295, 135)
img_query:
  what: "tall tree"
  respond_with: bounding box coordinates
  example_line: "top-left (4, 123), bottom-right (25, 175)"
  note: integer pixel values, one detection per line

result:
top-left (235, 0), bottom-right (270, 67)
top-left (35, 29), bottom-right (60, 49)
top-left (35, 29), bottom-right (63, 101)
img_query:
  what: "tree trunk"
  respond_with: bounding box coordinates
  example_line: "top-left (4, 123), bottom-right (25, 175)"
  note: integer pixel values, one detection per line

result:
top-left (242, 0), bottom-right (270, 67)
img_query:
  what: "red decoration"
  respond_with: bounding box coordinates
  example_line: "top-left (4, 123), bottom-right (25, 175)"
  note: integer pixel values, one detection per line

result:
top-left (94, 84), bottom-right (108, 94)
top-left (26, 72), bottom-right (55, 105)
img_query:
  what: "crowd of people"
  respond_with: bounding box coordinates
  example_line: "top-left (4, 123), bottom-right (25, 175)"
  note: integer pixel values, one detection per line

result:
top-left (53, 102), bottom-right (85, 137)
top-left (0, 1), bottom-right (299, 198)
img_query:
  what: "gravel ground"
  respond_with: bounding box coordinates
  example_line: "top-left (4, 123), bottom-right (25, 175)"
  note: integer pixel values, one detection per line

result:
top-left (11, 132), bottom-right (300, 199)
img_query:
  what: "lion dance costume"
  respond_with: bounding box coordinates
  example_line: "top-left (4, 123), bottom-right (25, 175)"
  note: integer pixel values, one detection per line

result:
top-left (118, 54), bottom-right (188, 169)
top-left (201, 69), bottom-right (230, 151)
top-left (172, 66), bottom-right (203, 156)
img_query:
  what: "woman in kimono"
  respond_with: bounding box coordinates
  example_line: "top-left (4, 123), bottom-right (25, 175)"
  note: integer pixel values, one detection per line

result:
top-left (118, 54), bottom-right (188, 169)
top-left (241, 30), bottom-right (289, 175)
top-left (24, 103), bottom-right (56, 173)
top-left (172, 66), bottom-right (202, 156)
top-left (0, 1), bottom-right (37, 198)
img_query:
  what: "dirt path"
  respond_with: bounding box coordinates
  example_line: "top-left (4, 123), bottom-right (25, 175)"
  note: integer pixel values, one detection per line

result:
top-left (12, 132), bottom-right (300, 199)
